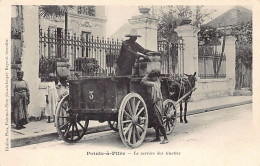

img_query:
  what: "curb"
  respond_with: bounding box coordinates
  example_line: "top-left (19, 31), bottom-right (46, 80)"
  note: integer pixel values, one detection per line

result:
top-left (11, 100), bottom-right (252, 148)
top-left (11, 125), bottom-right (111, 148)
top-left (187, 100), bottom-right (252, 116)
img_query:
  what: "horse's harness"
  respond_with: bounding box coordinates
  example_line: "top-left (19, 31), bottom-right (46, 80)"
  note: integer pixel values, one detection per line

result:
top-left (178, 77), bottom-right (192, 100)
top-left (166, 76), bottom-right (193, 101)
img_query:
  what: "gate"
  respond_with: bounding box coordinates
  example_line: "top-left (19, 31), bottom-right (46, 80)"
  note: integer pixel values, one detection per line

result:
top-left (157, 38), bottom-right (184, 76)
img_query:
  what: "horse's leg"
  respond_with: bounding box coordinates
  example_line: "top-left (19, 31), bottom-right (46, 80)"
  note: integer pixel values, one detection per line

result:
top-left (180, 102), bottom-right (183, 123)
top-left (184, 101), bottom-right (188, 123)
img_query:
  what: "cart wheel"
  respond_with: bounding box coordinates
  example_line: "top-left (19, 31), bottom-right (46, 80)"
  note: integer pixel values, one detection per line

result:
top-left (118, 93), bottom-right (148, 149)
top-left (107, 121), bottom-right (119, 132)
top-left (162, 99), bottom-right (177, 135)
top-left (55, 95), bottom-right (89, 143)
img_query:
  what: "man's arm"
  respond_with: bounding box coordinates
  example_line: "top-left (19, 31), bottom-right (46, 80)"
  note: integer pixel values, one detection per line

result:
top-left (141, 74), bottom-right (155, 87)
top-left (25, 81), bottom-right (30, 104)
top-left (135, 42), bottom-right (152, 55)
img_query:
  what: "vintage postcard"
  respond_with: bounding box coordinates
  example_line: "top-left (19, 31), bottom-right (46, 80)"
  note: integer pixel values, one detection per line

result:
top-left (0, 0), bottom-right (259, 166)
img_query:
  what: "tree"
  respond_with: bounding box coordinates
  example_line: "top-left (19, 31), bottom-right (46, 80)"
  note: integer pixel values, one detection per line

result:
top-left (231, 21), bottom-right (252, 45)
top-left (39, 6), bottom-right (74, 80)
top-left (156, 11), bottom-right (180, 42)
top-left (230, 21), bottom-right (252, 89)
top-left (192, 6), bottom-right (215, 28)
top-left (154, 5), bottom-right (215, 43)
top-left (154, 6), bottom-right (215, 75)
top-left (198, 25), bottom-right (223, 46)
top-left (39, 6), bottom-right (74, 31)
top-left (231, 21), bottom-right (252, 69)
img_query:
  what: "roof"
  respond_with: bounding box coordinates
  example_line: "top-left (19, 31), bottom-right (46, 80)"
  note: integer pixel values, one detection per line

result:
top-left (109, 23), bottom-right (132, 41)
top-left (206, 6), bottom-right (252, 27)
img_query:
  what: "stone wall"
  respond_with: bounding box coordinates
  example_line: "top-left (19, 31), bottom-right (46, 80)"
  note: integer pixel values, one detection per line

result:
top-left (191, 36), bottom-right (236, 101)
top-left (191, 79), bottom-right (233, 101)
top-left (175, 24), bottom-right (236, 101)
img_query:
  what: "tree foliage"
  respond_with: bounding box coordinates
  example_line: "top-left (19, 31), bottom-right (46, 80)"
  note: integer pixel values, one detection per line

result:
top-left (39, 6), bottom-right (74, 80)
top-left (231, 21), bottom-right (252, 44)
top-left (198, 25), bottom-right (223, 46)
top-left (231, 21), bottom-right (252, 69)
top-left (156, 11), bottom-right (180, 42)
top-left (154, 5), bottom-right (215, 43)
top-left (39, 5), bottom-right (74, 19)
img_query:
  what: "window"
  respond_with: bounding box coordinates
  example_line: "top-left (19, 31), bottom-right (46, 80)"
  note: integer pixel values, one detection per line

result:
top-left (81, 31), bottom-right (91, 58)
top-left (78, 6), bottom-right (95, 16)
top-left (57, 28), bottom-right (63, 58)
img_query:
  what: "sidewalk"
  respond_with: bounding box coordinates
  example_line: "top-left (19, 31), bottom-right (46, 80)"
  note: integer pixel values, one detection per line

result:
top-left (11, 95), bottom-right (252, 148)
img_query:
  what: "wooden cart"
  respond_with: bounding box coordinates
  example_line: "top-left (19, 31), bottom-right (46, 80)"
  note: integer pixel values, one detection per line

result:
top-left (55, 75), bottom-right (178, 148)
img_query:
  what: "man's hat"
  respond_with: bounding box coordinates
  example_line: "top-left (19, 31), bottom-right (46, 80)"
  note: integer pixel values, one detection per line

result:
top-left (125, 29), bottom-right (141, 37)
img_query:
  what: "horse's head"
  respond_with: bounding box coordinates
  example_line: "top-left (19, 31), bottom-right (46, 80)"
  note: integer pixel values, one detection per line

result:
top-left (184, 72), bottom-right (197, 88)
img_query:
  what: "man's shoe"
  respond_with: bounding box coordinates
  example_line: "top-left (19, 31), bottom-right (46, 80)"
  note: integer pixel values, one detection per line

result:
top-left (160, 139), bottom-right (169, 144)
top-left (151, 138), bottom-right (161, 142)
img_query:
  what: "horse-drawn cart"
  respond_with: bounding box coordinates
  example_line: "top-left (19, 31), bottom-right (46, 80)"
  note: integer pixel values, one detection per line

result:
top-left (55, 75), bottom-right (178, 148)
top-left (54, 51), bottom-right (196, 148)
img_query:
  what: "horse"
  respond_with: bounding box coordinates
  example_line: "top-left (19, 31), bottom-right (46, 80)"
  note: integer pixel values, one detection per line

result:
top-left (169, 72), bottom-right (197, 123)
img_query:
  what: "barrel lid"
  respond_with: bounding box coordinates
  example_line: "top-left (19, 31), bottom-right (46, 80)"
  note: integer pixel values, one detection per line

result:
top-left (146, 52), bottom-right (161, 56)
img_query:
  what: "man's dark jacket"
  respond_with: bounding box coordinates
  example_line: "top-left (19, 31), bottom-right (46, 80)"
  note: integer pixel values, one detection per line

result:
top-left (116, 39), bottom-right (150, 75)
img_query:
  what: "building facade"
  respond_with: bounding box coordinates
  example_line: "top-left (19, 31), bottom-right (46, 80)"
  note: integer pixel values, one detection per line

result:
top-left (39, 6), bottom-right (106, 40)
top-left (11, 5), bottom-right (108, 117)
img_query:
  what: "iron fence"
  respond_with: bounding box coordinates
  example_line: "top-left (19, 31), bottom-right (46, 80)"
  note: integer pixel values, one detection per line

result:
top-left (39, 27), bottom-right (184, 81)
top-left (198, 45), bottom-right (226, 79)
top-left (39, 26), bottom-right (122, 81)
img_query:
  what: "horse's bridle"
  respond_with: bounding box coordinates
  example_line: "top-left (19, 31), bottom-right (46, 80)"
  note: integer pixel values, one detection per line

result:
top-left (178, 76), bottom-right (195, 99)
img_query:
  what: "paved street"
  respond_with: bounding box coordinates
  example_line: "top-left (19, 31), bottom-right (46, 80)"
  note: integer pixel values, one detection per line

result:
top-left (9, 103), bottom-right (259, 166)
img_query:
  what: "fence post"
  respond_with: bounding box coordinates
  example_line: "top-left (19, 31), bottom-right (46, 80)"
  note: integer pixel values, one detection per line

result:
top-left (222, 36), bottom-right (236, 95)
top-left (128, 11), bottom-right (158, 51)
top-left (175, 24), bottom-right (200, 75)
top-left (21, 5), bottom-right (42, 117)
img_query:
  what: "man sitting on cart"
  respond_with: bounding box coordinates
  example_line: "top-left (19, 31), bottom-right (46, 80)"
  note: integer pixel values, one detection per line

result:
top-left (115, 29), bottom-right (152, 76)
top-left (141, 70), bottom-right (169, 144)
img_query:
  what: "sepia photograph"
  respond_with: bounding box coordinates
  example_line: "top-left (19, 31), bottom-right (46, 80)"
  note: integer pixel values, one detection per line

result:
top-left (0, 1), bottom-right (259, 166)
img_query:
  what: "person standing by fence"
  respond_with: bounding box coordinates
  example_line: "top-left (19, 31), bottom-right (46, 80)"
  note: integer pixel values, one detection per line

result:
top-left (55, 77), bottom-right (69, 127)
top-left (45, 73), bottom-right (58, 123)
top-left (11, 71), bottom-right (30, 130)
top-left (56, 77), bottom-right (69, 102)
